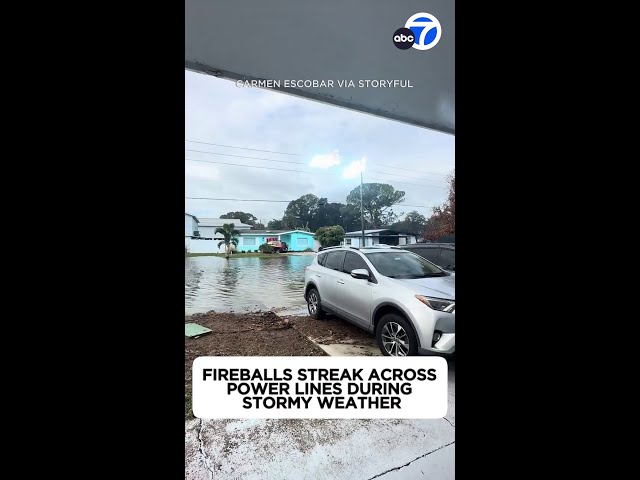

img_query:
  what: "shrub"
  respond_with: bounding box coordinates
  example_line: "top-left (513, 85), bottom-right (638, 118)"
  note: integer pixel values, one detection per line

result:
top-left (259, 243), bottom-right (274, 253)
top-left (303, 248), bottom-right (314, 252)
top-left (315, 225), bottom-right (345, 247)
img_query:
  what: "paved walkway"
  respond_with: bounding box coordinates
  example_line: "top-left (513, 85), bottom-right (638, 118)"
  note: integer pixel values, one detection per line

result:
top-left (185, 358), bottom-right (455, 479)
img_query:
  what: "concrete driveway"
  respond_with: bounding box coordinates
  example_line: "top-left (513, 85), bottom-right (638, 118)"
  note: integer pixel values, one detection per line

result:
top-left (185, 359), bottom-right (455, 479)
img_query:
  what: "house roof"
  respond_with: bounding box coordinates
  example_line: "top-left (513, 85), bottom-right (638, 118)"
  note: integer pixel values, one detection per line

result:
top-left (280, 230), bottom-right (315, 236)
top-left (344, 229), bottom-right (389, 236)
top-left (238, 229), bottom-right (315, 236)
top-left (198, 218), bottom-right (252, 228)
top-left (344, 229), bottom-right (415, 236)
top-left (185, 212), bottom-right (200, 223)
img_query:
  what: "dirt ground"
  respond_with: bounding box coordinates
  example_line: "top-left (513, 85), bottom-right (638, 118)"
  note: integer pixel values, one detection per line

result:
top-left (185, 311), bottom-right (327, 375)
top-left (185, 311), bottom-right (328, 418)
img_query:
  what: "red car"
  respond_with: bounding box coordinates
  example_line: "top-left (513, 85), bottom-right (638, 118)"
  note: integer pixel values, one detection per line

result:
top-left (266, 237), bottom-right (288, 253)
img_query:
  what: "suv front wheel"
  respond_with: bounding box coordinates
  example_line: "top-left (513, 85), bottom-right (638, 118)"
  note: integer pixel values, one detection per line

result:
top-left (376, 313), bottom-right (418, 356)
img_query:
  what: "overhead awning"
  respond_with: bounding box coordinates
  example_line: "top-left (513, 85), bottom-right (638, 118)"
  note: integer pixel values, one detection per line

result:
top-left (185, 0), bottom-right (454, 134)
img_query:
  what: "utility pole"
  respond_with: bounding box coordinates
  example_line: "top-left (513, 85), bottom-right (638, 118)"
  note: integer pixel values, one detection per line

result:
top-left (360, 172), bottom-right (365, 247)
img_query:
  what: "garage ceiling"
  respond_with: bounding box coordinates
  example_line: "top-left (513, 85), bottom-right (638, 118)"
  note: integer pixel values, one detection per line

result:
top-left (185, 0), bottom-right (454, 135)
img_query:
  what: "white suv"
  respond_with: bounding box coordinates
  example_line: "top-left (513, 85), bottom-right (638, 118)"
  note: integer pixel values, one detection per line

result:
top-left (304, 246), bottom-right (455, 356)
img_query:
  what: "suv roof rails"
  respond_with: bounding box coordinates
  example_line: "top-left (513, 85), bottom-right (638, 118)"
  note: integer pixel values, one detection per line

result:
top-left (318, 246), bottom-right (343, 251)
top-left (406, 242), bottom-right (455, 247)
top-left (318, 245), bottom-right (360, 251)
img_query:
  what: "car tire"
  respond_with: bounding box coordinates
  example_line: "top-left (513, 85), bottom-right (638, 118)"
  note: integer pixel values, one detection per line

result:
top-left (306, 288), bottom-right (325, 320)
top-left (376, 313), bottom-right (418, 356)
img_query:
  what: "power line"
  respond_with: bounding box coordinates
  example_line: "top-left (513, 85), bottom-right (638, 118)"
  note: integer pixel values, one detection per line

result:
top-left (185, 196), bottom-right (435, 208)
top-left (186, 158), bottom-right (447, 189)
top-left (372, 163), bottom-right (449, 177)
top-left (186, 140), bottom-right (450, 177)
top-left (186, 197), bottom-right (292, 203)
top-left (185, 139), bottom-right (300, 156)
top-left (368, 178), bottom-right (447, 189)
top-left (186, 149), bottom-right (305, 165)
top-left (371, 169), bottom-right (448, 183)
top-left (186, 158), bottom-right (336, 176)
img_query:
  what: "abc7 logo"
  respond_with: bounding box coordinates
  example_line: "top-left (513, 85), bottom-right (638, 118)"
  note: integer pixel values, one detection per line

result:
top-left (393, 28), bottom-right (415, 50)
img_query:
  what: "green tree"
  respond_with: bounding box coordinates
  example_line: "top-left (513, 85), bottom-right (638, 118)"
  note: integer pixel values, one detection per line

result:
top-left (220, 212), bottom-right (259, 227)
top-left (391, 211), bottom-right (427, 235)
top-left (267, 219), bottom-right (285, 230)
top-left (346, 183), bottom-right (405, 228)
top-left (283, 194), bottom-right (320, 230)
top-left (338, 204), bottom-right (362, 232)
top-left (215, 223), bottom-right (240, 259)
top-left (315, 225), bottom-right (345, 247)
top-left (316, 199), bottom-right (345, 229)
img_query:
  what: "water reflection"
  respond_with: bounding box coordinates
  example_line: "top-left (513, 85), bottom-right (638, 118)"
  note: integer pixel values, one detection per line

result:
top-left (185, 255), bottom-right (314, 314)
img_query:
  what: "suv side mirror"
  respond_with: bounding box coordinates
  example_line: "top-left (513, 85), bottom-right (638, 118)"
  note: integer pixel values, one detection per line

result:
top-left (350, 269), bottom-right (370, 280)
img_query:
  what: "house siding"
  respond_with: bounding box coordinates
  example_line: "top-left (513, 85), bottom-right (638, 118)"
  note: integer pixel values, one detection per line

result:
top-left (185, 214), bottom-right (198, 237)
top-left (199, 224), bottom-right (251, 239)
top-left (233, 231), bottom-right (317, 252)
top-left (343, 234), bottom-right (417, 247)
top-left (236, 235), bottom-right (267, 252)
top-left (289, 232), bottom-right (314, 251)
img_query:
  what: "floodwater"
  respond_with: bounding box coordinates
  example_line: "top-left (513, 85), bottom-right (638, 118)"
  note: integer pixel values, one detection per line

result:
top-left (185, 255), bottom-right (315, 314)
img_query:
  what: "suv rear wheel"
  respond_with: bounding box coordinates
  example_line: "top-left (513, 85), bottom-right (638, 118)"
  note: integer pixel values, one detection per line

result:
top-left (376, 313), bottom-right (418, 356)
top-left (306, 288), bottom-right (326, 320)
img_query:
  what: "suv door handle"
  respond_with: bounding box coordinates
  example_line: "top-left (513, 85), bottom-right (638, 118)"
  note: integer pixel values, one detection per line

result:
top-left (337, 280), bottom-right (345, 284)
top-left (315, 274), bottom-right (322, 277)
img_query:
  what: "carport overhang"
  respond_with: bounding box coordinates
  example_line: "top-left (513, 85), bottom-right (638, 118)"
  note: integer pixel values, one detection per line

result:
top-left (185, 0), bottom-right (454, 135)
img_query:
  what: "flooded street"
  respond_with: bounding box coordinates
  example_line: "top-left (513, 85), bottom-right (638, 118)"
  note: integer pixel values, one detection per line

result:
top-left (185, 255), bottom-right (314, 314)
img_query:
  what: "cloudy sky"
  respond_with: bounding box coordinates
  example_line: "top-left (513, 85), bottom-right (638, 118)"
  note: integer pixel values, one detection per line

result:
top-left (185, 70), bottom-right (454, 226)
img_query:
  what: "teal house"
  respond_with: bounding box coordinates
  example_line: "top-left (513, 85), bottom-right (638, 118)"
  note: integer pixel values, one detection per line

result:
top-left (235, 230), bottom-right (318, 252)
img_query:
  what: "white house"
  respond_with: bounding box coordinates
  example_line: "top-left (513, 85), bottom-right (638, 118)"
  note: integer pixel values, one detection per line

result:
top-left (342, 229), bottom-right (418, 248)
top-left (185, 213), bottom-right (200, 252)
top-left (197, 218), bottom-right (252, 239)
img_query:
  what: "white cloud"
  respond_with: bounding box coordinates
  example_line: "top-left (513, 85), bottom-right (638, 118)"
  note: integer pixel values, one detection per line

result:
top-left (185, 71), bottom-right (454, 221)
top-left (309, 150), bottom-right (341, 169)
top-left (342, 157), bottom-right (367, 179)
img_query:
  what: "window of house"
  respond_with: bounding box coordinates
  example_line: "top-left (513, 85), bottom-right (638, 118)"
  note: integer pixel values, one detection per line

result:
top-left (345, 238), bottom-right (352, 245)
top-left (297, 237), bottom-right (308, 247)
top-left (243, 237), bottom-right (256, 246)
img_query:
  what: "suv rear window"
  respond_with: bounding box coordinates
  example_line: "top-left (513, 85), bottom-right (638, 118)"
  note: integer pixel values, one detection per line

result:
top-left (324, 251), bottom-right (346, 271)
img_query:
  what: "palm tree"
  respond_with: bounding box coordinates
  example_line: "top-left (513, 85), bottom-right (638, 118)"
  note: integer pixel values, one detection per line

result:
top-left (215, 223), bottom-right (240, 259)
